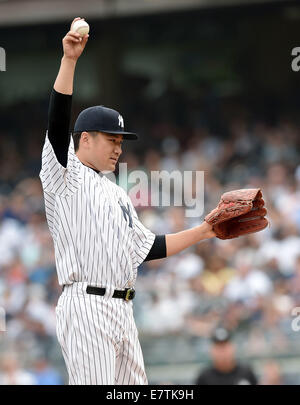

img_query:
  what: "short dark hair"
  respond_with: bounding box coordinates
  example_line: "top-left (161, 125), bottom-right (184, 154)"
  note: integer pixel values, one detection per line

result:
top-left (72, 131), bottom-right (99, 152)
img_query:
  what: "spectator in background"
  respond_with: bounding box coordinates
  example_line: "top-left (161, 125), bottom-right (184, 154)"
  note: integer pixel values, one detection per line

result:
top-left (0, 94), bottom-right (300, 382)
top-left (224, 253), bottom-right (272, 304)
top-left (260, 360), bottom-right (284, 385)
top-left (199, 254), bottom-right (235, 296)
top-left (31, 356), bottom-right (63, 385)
top-left (0, 353), bottom-right (37, 385)
top-left (288, 255), bottom-right (300, 302)
top-left (195, 327), bottom-right (258, 385)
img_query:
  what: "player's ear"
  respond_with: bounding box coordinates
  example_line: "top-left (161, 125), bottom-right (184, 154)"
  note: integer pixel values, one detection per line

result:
top-left (80, 131), bottom-right (90, 148)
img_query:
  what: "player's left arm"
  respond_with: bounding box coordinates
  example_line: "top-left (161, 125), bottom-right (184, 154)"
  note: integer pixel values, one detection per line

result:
top-left (145, 189), bottom-right (267, 261)
top-left (165, 221), bottom-right (215, 257)
top-left (144, 222), bottom-right (215, 261)
top-left (128, 193), bottom-right (215, 263)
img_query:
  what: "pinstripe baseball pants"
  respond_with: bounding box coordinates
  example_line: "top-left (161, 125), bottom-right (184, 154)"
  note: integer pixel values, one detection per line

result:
top-left (55, 282), bottom-right (148, 385)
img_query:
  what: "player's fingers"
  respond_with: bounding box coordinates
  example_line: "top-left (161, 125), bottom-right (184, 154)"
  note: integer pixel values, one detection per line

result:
top-left (66, 31), bottom-right (81, 39)
top-left (64, 32), bottom-right (81, 43)
top-left (76, 34), bottom-right (89, 48)
top-left (64, 36), bottom-right (81, 44)
top-left (82, 34), bottom-right (89, 44)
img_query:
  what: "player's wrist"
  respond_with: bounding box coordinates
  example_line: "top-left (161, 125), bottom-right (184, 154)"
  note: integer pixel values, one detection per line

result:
top-left (199, 221), bottom-right (216, 239)
top-left (62, 55), bottom-right (78, 65)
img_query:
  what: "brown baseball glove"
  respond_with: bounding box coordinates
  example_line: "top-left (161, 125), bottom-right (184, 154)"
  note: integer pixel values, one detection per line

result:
top-left (205, 188), bottom-right (268, 240)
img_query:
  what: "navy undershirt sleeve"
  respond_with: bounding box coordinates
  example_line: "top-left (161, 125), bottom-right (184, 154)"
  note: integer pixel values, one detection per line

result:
top-left (47, 88), bottom-right (72, 168)
top-left (144, 235), bottom-right (166, 261)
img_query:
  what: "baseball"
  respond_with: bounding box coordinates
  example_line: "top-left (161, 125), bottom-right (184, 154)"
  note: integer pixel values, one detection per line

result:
top-left (71, 19), bottom-right (89, 37)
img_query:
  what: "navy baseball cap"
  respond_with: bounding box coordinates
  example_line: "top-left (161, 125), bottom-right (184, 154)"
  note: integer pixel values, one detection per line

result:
top-left (211, 327), bottom-right (232, 344)
top-left (73, 105), bottom-right (138, 140)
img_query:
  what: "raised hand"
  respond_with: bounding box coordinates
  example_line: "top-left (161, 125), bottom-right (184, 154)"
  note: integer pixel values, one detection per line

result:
top-left (62, 17), bottom-right (89, 61)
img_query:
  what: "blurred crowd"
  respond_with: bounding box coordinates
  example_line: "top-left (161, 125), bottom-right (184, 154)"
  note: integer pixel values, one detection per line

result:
top-left (0, 110), bottom-right (299, 384)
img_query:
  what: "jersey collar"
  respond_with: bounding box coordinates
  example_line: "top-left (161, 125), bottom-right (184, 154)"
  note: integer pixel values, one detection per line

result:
top-left (82, 163), bottom-right (104, 177)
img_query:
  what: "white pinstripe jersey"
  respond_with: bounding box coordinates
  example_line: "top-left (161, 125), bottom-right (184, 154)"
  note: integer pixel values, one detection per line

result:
top-left (39, 132), bottom-right (155, 289)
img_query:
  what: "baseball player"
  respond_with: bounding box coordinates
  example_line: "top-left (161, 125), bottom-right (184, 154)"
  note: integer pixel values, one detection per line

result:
top-left (39, 18), bottom-right (267, 385)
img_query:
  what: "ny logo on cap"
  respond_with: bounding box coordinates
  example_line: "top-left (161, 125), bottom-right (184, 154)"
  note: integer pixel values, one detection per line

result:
top-left (118, 114), bottom-right (124, 128)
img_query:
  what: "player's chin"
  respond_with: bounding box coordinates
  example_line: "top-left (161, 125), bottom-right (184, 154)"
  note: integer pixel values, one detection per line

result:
top-left (108, 159), bottom-right (117, 170)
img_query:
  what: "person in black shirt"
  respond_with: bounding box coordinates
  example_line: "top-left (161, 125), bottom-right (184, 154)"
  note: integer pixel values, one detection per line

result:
top-left (195, 327), bottom-right (258, 385)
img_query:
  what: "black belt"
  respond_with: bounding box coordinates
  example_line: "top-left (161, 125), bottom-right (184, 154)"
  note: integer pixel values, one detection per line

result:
top-left (87, 286), bottom-right (136, 301)
top-left (62, 285), bottom-right (136, 301)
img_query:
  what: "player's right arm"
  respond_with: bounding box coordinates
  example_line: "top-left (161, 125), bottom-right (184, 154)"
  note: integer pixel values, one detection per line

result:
top-left (47, 18), bottom-right (89, 167)
top-left (53, 17), bottom-right (89, 95)
top-left (40, 18), bottom-right (89, 194)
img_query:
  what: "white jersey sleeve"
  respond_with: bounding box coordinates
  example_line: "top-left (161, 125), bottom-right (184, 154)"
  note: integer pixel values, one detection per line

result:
top-left (126, 196), bottom-right (156, 267)
top-left (39, 131), bottom-right (83, 196)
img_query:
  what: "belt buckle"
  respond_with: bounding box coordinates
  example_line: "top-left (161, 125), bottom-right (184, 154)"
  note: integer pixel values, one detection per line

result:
top-left (125, 288), bottom-right (135, 301)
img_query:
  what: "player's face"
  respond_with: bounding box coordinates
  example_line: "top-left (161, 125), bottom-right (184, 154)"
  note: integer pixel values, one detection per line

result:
top-left (90, 132), bottom-right (123, 172)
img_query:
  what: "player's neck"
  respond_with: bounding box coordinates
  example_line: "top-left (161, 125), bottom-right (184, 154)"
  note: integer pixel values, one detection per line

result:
top-left (76, 153), bottom-right (101, 174)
